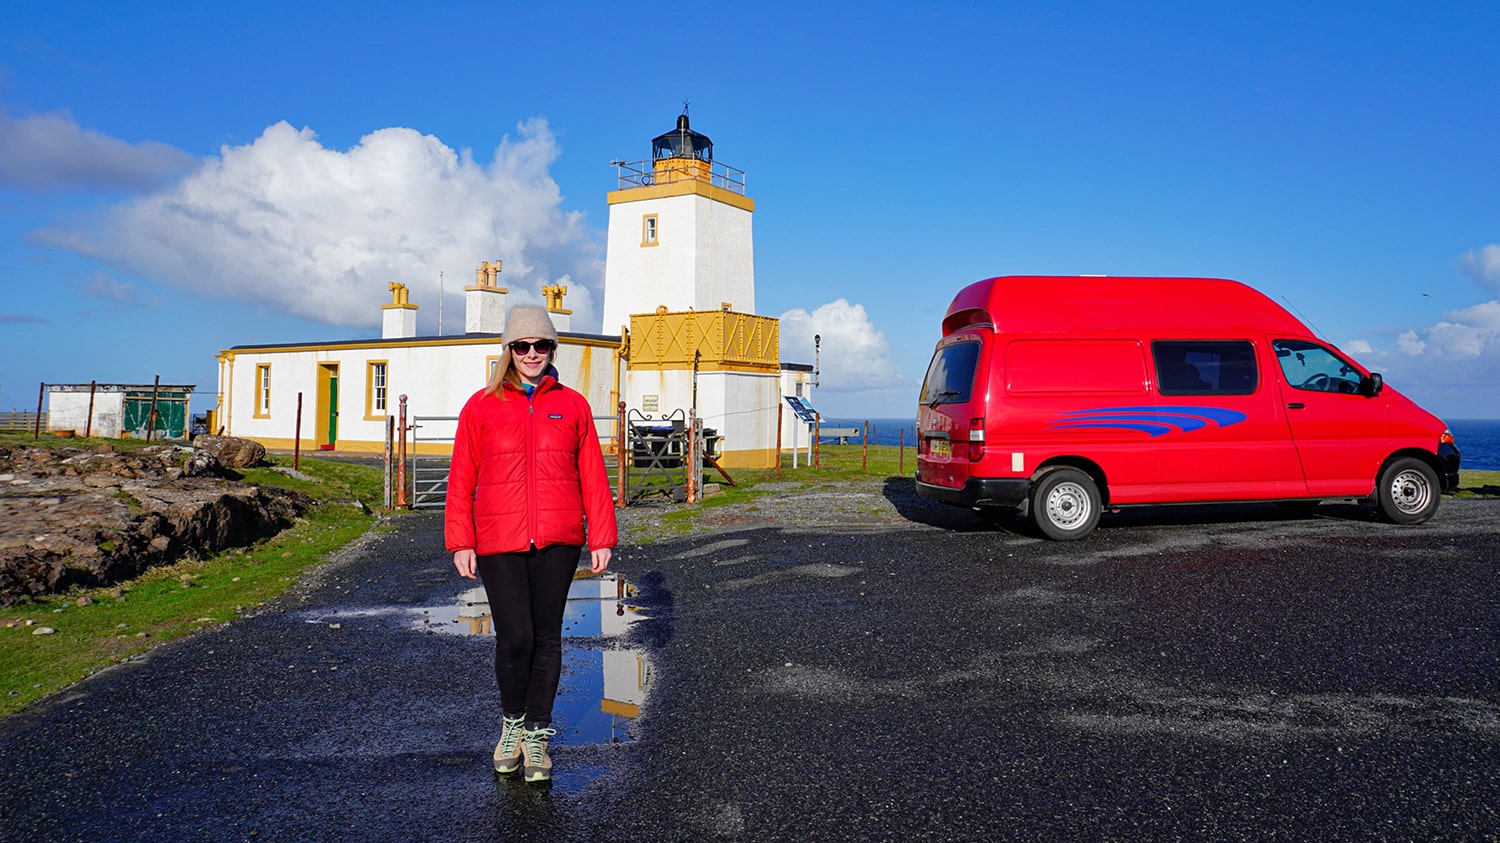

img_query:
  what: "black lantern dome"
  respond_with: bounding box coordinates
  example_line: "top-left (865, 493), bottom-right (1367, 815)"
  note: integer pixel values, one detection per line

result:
top-left (652, 114), bottom-right (713, 163)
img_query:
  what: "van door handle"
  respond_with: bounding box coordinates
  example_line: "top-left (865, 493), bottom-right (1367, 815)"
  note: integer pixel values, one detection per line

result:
top-left (1287, 403), bottom-right (1305, 410)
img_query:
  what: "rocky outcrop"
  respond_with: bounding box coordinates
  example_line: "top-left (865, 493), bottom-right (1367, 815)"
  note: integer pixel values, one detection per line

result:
top-left (190, 434), bottom-right (267, 468)
top-left (0, 444), bottom-right (310, 604)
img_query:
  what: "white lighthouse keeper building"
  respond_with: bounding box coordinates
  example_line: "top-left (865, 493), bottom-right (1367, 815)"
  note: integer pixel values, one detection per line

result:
top-left (604, 113), bottom-right (783, 469)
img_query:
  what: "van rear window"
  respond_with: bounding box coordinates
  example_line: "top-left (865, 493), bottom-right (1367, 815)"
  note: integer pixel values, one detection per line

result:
top-left (1006, 339), bottom-right (1148, 394)
top-left (920, 341), bottom-right (981, 405)
top-left (1151, 340), bottom-right (1258, 395)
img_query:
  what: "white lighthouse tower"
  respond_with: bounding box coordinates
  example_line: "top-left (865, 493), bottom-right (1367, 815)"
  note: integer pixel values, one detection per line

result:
top-left (602, 113), bottom-right (785, 470)
top-left (601, 113), bottom-right (756, 334)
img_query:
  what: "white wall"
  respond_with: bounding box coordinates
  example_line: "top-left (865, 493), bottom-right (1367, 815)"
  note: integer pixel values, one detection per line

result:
top-left (602, 192), bottom-right (755, 331)
top-left (221, 337), bottom-right (620, 452)
top-left (48, 392), bottom-right (125, 438)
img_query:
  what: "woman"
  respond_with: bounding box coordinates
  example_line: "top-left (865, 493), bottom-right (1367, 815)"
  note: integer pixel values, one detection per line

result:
top-left (445, 304), bottom-right (617, 783)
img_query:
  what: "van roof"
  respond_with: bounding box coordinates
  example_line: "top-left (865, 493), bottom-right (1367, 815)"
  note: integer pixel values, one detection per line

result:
top-left (942, 276), bottom-right (1313, 337)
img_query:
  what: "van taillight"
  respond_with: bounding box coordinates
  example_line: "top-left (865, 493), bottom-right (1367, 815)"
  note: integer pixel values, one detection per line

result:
top-left (968, 418), bottom-right (985, 461)
top-left (1440, 430), bottom-right (1455, 445)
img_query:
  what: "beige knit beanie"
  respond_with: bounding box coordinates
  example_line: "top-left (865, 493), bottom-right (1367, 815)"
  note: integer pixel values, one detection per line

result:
top-left (504, 304), bottom-right (558, 343)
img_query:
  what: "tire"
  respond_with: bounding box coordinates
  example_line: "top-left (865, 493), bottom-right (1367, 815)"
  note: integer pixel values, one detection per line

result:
top-left (1375, 458), bottom-right (1440, 524)
top-left (1030, 468), bottom-right (1101, 540)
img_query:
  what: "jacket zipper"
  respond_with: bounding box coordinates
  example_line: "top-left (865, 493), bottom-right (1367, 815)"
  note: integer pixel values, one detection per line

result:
top-left (527, 395), bottom-right (538, 548)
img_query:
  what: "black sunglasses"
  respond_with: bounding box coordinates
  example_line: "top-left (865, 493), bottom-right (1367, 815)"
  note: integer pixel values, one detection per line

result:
top-left (508, 339), bottom-right (556, 355)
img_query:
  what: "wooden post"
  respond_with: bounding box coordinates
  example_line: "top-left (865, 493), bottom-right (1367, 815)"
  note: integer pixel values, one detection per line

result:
top-left (294, 392), bottom-right (304, 471)
top-left (616, 401), bottom-right (627, 508)
top-left (383, 414), bottom-right (394, 510)
top-left (775, 404), bottom-right (783, 474)
top-left (862, 420), bottom-right (869, 473)
top-left (397, 395), bottom-right (409, 508)
top-left (85, 381), bottom-right (97, 439)
top-left (814, 415), bottom-right (821, 469)
top-left (686, 415), bottom-right (698, 504)
top-left (34, 382), bottom-right (44, 440)
top-left (145, 375), bottom-right (161, 443)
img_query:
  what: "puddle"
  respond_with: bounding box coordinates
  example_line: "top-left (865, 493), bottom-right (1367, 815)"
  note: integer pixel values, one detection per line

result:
top-left (409, 574), bottom-right (653, 748)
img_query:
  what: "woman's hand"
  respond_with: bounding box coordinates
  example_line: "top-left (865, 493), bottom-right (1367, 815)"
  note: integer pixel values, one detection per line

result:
top-left (453, 549), bottom-right (477, 579)
top-left (590, 548), bottom-right (612, 574)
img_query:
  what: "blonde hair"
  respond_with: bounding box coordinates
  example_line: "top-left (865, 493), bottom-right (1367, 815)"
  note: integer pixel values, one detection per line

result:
top-left (483, 345), bottom-right (556, 398)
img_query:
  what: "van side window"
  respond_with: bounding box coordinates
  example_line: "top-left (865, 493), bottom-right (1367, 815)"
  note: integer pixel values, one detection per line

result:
top-left (920, 341), bottom-right (981, 405)
top-left (1274, 340), bottom-right (1364, 394)
top-left (1151, 341), bottom-right (1258, 396)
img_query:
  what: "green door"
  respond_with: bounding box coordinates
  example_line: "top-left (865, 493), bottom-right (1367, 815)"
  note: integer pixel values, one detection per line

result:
top-left (326, 376), bottom-right (339, 446)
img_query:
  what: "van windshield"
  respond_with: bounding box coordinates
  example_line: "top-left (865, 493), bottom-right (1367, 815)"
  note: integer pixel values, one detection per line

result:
top-left (920, 341), bottom-right (981, 405)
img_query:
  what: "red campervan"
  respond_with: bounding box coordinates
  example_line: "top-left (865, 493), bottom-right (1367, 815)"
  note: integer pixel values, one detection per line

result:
top-left (915, 276), bottom-right (1462, 540)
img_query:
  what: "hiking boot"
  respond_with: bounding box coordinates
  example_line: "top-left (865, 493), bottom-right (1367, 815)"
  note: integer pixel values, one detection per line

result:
top-left (521, 726), bottom-right (557, 782)
top-left (493, 715), bottom-right (525, 774)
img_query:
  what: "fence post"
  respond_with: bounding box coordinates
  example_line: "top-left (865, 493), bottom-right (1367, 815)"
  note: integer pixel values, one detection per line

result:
top-left (146, 375), bottom-right (161, 443)
top-left (383, 415), bottom-right (394, 510)
top-left (85, 381), bottom-right (96, 439)
top-left (862, 420), bottom-right (869, 473)
top-left (294, 392), bottom-right (303, 471)
top-left (616, 401), bottom-right (627, 508)
top-left (686, 414), bottom-right (698, 504)
top-left (34, 382), bottom-right (44, 440)
top-left (775, 406), bottom-right (783, 474)
top-left (814, 415), bottom-right (821, 469)
top-left (397, 395), bottom-right (409, 509)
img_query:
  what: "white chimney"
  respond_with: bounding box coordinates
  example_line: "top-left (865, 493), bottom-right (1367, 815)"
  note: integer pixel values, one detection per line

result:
top-left (382, 282), bottom-right (418, 339)
top-left (466, 260), bottom-right (507, 334)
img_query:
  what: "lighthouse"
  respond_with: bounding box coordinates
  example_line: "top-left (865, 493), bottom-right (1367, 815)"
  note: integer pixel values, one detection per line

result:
top-left (600, 112), bottom-right (756, 333)
top-left (602, 113), bottom-right (789, 469)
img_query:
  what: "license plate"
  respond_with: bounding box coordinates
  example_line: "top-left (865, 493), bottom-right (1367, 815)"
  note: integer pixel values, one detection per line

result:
top-left (929, 438), bottom-right (951, 459)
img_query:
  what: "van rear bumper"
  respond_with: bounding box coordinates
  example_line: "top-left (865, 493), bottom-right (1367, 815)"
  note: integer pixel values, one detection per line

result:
top-left (916, 477), bottom-right (1030, 509)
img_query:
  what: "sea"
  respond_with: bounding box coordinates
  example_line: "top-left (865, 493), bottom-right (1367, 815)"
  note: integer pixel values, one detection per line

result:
top-left (820, 417), bottom-right (1500, 472)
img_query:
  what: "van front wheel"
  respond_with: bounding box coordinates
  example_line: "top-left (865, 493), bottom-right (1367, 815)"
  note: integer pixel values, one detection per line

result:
top-left (1376, 458), bottom-right (1440, 524)
top-left (1031, 468), bottom-right (1101, 540)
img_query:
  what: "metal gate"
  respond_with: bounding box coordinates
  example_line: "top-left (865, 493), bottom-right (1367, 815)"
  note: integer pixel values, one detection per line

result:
top-left (392, 412), bottom-right (623, 510)
top-left (410, 415), bottom-right (459, 508)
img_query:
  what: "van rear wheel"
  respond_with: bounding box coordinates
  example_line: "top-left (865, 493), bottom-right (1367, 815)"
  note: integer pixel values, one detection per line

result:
top-left (1376, 458), bottom-right (1440, 524)
top-left (1031, 468), bottom-right (1101, 540)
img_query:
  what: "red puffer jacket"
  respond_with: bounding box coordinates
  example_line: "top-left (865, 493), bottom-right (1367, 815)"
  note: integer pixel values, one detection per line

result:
top-left (444, 377), bottom-right (618, 555)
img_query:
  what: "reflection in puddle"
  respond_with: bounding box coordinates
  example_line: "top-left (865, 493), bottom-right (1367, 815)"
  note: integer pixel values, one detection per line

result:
top-left (412, 574), bottom-right (652, 748)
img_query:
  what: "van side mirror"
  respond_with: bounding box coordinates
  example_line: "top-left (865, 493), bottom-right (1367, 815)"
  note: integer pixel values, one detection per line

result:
top-left (1361, 372), bottom-right (1384, 397)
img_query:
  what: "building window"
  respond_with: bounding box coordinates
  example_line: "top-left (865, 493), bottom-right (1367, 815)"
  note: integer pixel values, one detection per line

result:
top-left (366, 360), bottom-right (388, 420)
top-left (487, 355), bottom-right (504, 382)
top-left (254, 364), bottom-right (272, 418)
top-left (642, 214), bottom-right (658, 246)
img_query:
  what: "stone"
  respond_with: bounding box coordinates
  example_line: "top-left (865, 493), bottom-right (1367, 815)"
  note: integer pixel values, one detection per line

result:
top-left (191, 435), bottom-right (266, 469)
top-left (0, 444), bottom-right (311, 604)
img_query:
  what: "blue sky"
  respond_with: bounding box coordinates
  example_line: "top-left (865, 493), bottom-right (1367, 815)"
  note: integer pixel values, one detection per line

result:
top-left (2, 0), bottom-right (1498, 421)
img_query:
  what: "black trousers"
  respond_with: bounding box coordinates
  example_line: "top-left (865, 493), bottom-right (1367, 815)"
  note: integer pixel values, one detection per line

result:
top-left (475, 544), bottom-right (580, 727)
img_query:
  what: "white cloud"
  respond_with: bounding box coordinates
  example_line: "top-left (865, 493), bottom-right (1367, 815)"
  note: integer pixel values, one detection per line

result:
top-left (778, 299), bottom-right (903, 391)
top-left (34, 118), bottom-right (604, 331)
top-left (1346, 300), bottom-right (1500, 418)
top-left (1395, 330), bottom-right (1426, 356)
top-left (1457, 244), bottom-right (1500, 293)
top-left (0, 108), bottom-right (198, 192)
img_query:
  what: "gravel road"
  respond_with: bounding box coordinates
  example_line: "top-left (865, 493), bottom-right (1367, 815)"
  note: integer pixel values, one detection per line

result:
top-left (2, 477), bottom-right (1496, 842)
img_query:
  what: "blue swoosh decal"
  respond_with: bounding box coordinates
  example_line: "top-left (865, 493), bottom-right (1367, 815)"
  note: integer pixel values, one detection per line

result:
top-left (1050, 406), bottom-right (1247, 438)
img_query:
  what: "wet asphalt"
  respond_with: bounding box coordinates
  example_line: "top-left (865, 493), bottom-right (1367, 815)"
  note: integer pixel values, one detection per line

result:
top-left (1, 490), bottom-right (1497, 842)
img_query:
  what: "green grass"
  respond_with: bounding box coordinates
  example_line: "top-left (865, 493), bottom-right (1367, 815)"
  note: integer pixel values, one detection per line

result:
top-left (643, 444), bottom-right (912, 540)
top-left (1456, 469), bottom-right (1500, 495)
top-left (0, 448), bottom-right (386, 716)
